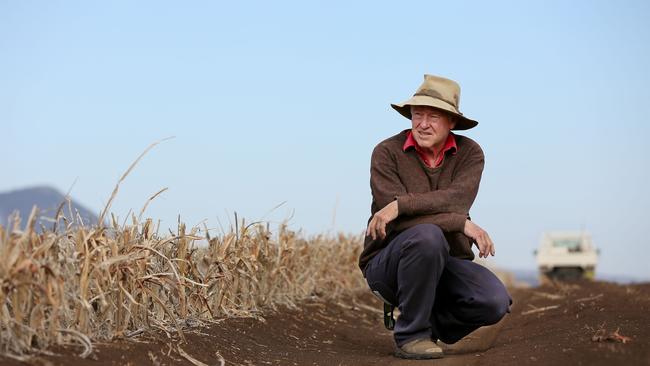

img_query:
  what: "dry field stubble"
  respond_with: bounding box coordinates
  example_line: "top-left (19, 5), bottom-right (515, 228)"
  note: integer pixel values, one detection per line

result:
top-left (0, 208), bottom-right (366, 360)
top-left (0, 141), bottom-right (366, 360)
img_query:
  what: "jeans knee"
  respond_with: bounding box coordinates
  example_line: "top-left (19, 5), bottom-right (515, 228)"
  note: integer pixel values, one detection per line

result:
top-left (403, 224), bottom-right (449, 259)
top-left (481, 291), bottom-right (511, 325)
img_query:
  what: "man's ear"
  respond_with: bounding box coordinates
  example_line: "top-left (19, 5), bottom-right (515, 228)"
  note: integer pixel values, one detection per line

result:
top-left (449, 115), bottom-right (457, 129)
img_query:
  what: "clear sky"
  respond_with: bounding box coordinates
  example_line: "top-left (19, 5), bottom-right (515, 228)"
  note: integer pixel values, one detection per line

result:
top-left (2, 0), bottom-right (649, 280)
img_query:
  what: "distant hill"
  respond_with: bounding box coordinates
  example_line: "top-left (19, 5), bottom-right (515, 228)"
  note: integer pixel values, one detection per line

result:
top-left (509, 268), bottom-right (540, 287)
top-left (0, 186), bottom-right (98, 231)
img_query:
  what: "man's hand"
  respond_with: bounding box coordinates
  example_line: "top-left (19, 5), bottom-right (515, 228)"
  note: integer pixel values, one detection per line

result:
top-left (366, 200), bottom-right (399, 240)
top-left (463, 220), bottom-right (495, 258)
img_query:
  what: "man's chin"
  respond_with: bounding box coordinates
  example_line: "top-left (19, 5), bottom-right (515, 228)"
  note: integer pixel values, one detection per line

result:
top-left (414, 140), bottom-right (436, 150)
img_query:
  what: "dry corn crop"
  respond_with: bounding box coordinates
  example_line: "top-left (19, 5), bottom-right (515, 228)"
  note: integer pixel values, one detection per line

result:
top-left (0, 207), bottom-right (365, 357)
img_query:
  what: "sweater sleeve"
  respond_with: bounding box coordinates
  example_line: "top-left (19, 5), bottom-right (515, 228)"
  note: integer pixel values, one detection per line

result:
top-left (392, 212), bottom-right (468, 233)
top-left (396, 143), bottom-right (484, 217)
top-left (369, 144), bottom-right (405, 211)
top-left (370, 143), bottom-right (467, 232)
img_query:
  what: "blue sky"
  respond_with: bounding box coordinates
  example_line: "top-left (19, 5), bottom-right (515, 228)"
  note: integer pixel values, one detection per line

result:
top-left (1, 0), bottom-right (649, 279)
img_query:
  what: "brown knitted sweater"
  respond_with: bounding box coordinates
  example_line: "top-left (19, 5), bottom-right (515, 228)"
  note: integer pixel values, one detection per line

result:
top-left (358, 129), bottom-right (484, 273)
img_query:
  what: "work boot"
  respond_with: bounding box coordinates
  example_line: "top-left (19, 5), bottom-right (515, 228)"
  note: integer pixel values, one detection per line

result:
top-left (394, 338), bottom-right (444, 359)
top-left (436, 317), bottom-right (507, 354)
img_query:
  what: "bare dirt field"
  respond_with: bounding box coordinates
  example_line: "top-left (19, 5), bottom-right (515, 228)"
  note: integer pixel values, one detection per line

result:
top-left (2, 280), bottom-right (649, 366)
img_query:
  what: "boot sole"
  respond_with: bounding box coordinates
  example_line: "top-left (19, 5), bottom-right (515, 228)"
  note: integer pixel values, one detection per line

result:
top-left (394, 348), bottom-right (444, 360)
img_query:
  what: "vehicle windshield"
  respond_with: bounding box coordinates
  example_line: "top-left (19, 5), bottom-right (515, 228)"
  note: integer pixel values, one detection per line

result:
top-left (552, 238), bottom-right (581, 252)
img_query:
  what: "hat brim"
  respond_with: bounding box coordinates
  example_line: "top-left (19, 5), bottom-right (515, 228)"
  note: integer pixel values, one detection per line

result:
top-left (391, 95), bottom-right (478, 131)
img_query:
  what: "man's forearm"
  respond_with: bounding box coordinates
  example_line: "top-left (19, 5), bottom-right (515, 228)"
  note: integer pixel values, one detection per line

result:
top-left (392, 211), bottom-right (468, 233)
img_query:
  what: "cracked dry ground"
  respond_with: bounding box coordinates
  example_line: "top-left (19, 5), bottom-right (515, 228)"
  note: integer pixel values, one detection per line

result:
top-left (3, 280), bottom-right (649, 366)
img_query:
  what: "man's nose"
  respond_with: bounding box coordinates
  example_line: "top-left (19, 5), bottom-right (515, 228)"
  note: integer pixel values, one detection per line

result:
top-left (419, 117), bottom-right (434, 127)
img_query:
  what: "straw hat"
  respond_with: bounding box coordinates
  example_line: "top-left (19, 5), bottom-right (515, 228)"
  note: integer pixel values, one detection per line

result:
top-left (391, 74), bottom-right (478, 130)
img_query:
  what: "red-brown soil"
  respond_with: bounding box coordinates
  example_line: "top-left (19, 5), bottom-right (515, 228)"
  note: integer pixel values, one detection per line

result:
top-left (2, 280), bottom-right (649, 366)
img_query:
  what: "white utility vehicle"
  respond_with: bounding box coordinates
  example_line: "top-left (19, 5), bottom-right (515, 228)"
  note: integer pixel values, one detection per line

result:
top-left (535, 231), bottom-right (598, 283)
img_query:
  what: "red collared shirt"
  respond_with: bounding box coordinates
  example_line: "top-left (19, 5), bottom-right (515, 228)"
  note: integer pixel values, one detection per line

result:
top-left (403, 131), bottom-right (458, 168)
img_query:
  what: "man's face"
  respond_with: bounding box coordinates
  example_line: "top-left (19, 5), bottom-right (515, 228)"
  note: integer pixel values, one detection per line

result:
top-left (410, 105), bottom-right (455, 151)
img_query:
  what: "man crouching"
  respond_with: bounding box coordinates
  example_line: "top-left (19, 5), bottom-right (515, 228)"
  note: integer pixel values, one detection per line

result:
top-left (359, 74), bottom-right (512, 359)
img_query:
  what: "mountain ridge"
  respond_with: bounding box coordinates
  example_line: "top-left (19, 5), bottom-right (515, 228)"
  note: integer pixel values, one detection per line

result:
top-left (0, 185), bottom-right (99, 230)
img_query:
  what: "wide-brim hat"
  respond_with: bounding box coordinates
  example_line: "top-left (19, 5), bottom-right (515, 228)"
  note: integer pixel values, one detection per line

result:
top-left (391, 74), bottom-right (478, 130)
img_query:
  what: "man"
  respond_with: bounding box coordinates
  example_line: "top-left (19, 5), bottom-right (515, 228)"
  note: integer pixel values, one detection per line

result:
top-left (359, 74), bottom-right (512, 359)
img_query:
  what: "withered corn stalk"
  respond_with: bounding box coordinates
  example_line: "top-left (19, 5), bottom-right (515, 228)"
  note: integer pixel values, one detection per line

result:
top-left (0, 208), bottom-right (365, 356)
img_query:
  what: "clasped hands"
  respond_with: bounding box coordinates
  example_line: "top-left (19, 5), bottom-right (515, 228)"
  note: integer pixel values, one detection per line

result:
top-left (365, 200), bottom-right (496, 258)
